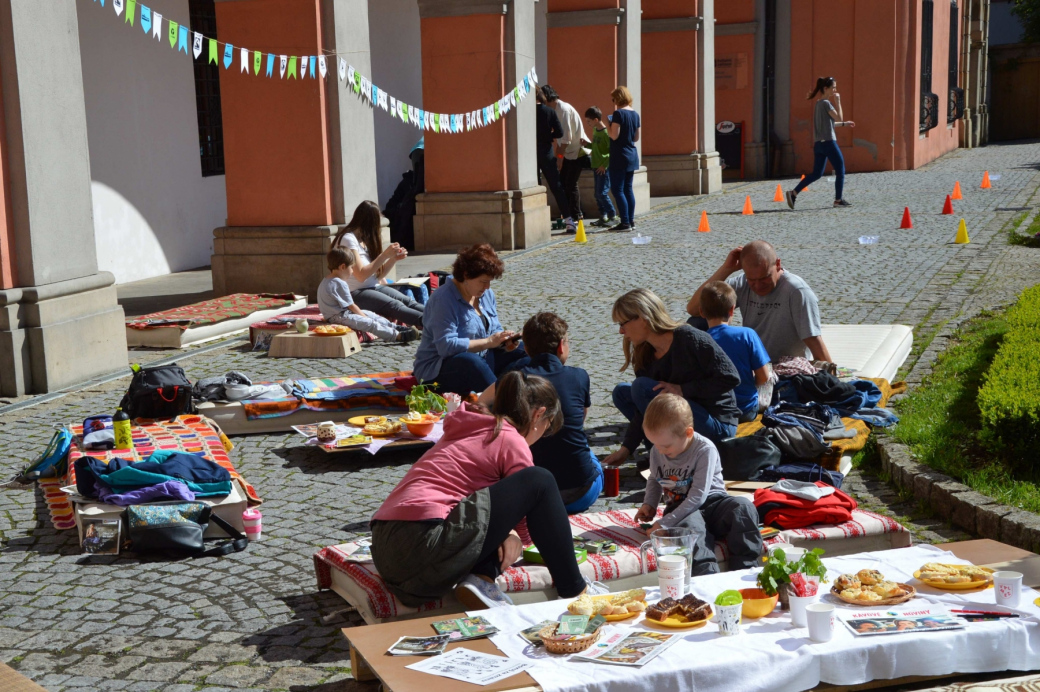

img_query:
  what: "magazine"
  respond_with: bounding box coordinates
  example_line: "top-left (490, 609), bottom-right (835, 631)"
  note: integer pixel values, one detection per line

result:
top-left (387, 634), bottom-right (450, 656)
top-left (841, 606), bottom-right (966, 636)
top-left (406, 648), bottom-right (529, 685)
top-left (431, 616), bottom-right (499, 641)
top-left (339, 538), bottom-right (372, 562)
top-left (572, 626), bottom-right (680, 667)
top-left (517, 620), bottom-right (557, 647)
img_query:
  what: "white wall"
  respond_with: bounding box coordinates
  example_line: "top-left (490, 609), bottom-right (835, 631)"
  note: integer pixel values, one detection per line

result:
top-left (369, 0), bottom-right (424, 207)
top-left (77, 0), bottom-right (226, 285)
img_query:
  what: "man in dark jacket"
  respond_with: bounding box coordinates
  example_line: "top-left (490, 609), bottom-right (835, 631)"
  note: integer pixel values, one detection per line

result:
top-left (536, 86), bottom-right (570, 221)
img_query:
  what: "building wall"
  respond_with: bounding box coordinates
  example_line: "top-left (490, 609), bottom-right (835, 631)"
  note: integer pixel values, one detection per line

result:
top-left (77, 0), bottom-right (226, 285)
top-left (715, 0), bottom-right (756, 174)
top-left (369, 0), bottom-right (423, 207)
top-left (641, 0), bottom-right (700, 158)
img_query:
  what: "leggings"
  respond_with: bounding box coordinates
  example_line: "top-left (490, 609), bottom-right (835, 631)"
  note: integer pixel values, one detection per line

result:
top-left (538, 156), bottom-right (570, 219)
top-left (470, 467), bottom-right (586, 598)
top-left (610, 169), bottom-right (636, 224)
top-left (352, 284), bottom-right (424, 328)
top-left (794, 139), bottom-right (845, 200)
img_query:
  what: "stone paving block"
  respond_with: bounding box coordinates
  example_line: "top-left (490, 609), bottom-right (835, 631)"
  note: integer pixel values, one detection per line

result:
top-left (1001, 510), bottom-right (1040, 553)
top-left (930, 480), bottom-right (972, 522)
top-left (187, 643), bottom-right (257, 664)
top-left (950, 492), bottom-right (995, 534)
top-left (913, 470), bottom-right (954, 505)
top-left (203, 663), bottom-right (271, 687)
top-left (267, 666), bottom-right (326, 688)
top-left (976, 504), bottom-right (1017, 542)
top-left (125, 661), bottom-right (192, 682)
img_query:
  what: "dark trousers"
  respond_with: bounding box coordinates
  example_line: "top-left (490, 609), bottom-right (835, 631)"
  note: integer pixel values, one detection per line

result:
top-left (560, 155), bottom-right (591, 220)
top-left (352, 285), bottom-right (424, 328)
top-left (433, 345), bottom-right (529, 396)
top-left (537, 157), bottom-right (570, 219)
top-left (610, 169), bottom-right (636, 224)
top-left (471, 467), bottom-right (586, 598)
top-left (671, 494), bottom-right (764, 575)
top-left (794, 139), bottom-right (845, 201)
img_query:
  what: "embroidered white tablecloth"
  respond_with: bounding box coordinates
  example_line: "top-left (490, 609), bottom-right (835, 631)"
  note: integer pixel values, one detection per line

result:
top-left (480, 544), bottom-right (1040, 692)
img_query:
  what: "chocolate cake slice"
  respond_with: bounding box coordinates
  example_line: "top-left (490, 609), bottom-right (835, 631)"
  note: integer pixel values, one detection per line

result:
top-left (678, 594), bottom-right (713, 621)
top-left (645, 597), bottom-right (680, 621)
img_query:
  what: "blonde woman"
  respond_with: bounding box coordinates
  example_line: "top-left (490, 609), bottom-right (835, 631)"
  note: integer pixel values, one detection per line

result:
top-left (607, 86), bottom-right (640, 231)
top-left (603, 289), bottom-right (741, 466)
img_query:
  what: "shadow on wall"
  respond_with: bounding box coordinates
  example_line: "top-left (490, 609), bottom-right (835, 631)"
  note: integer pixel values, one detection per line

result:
top-left (91, 181), bottom-right (172, 284)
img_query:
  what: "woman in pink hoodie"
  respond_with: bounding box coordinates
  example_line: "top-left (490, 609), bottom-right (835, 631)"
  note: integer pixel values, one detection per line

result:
top-left (371, 371), bottom-right (594, 609)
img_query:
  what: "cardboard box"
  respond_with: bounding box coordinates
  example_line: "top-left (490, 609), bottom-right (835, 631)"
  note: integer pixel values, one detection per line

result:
top-left (73, 481), bottom-right (247, 545)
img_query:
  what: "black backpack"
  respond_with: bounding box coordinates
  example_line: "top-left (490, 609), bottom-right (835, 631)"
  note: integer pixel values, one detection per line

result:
top-left (119, 363), bottom-right (196, 420)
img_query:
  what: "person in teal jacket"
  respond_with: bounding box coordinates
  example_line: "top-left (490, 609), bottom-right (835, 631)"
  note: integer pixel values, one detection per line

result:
top-left (584, 106), bottom-right (618, 227)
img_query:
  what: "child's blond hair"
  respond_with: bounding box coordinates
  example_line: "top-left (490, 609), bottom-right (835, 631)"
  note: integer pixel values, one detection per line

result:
top-left (643, 393), bottom-right (694, 438)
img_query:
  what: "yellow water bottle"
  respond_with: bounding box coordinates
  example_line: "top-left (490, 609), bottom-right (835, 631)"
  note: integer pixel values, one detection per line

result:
top-left (113, 407), bottom-right (132, 450)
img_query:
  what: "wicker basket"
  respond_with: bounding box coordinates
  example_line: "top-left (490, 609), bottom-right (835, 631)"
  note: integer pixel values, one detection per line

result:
top-left (831, 582), bottom-right (917, 606)
top-left (538, 624), bottom-right (602, 654)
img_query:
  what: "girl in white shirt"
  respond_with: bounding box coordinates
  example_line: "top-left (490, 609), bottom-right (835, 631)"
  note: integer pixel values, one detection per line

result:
top-left (332, 201), bottom-right (425, 328)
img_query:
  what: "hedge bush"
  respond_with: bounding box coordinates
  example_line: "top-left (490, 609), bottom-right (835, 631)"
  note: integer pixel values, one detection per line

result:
top-left (978, 286), bottom-right (1040, 467)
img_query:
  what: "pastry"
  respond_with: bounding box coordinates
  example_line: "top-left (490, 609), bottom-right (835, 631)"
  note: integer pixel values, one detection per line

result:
top-left (944, 574), bottom-right (972, 584)
top-left (920, 562), bottom-right (959, 575)
top-left (835, 574), bottom-right (861, 591)
top-left (625, 601), bottom-right (647, 613)
top-left (857, 569), bottom-right (885, 586)
top-left (609, 589), bottom-right (647, 606)
top-left (917, 563), bottom-right (993, 584)
top-left (568, 589), bottom-right (646, 617)
top-left (871, 582), bottom-right (904, 599)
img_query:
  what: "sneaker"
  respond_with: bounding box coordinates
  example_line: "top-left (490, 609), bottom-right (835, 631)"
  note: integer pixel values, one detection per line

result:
top-left (455, 574), bottom-right (513, 610)
top-left (610, 222), bottom-right (632, 232)
top-left (565, 221), bottom-right (577, 233)
top-left (833, 199), bottom-right (852, 207)
top-left (785, 190), bottom-right (797, 209)
top-left (590, 216), bottom-right (610, 227)
top-left (396, 326), bottom-right (420, 343)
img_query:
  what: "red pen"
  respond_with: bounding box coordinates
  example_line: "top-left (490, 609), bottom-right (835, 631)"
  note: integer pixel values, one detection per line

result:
top-left (950, 609), bottom-right (1019, 617)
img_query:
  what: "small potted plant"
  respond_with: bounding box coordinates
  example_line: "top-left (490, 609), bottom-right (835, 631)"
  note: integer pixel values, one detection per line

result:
top-left (757, 547), bottom-right (827, 610)
top-left (405, 383), bottom-right (447, 417)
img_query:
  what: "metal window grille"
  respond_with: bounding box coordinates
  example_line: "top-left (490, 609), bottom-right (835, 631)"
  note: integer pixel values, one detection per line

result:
top-left (947, 1), bottom-right (965, 123)
top-left (188, 0), bottom-right (224, 177)
top-left (920, 0), bottom-right (938, 133)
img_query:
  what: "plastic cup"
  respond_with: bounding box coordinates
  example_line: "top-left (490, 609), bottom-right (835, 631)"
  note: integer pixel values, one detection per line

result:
top-left (789, 593), bottom-right (818, 627)
top-left (658, 555), bottom-right (687, 571)
top-left (242, 508), bottom-right (262, 541)
top-left (994, 571), bottom-right (1023, 608)
top-left (604, 467), bottom-right (620, 497)
top-left (714, 603), bottom-right (743, 636)
top-left (657, 567), bottom-right (686, 581)
top-left (806, 603), bottom-right (835, 642)
top-left (659, 575), bottom-right (685, 599)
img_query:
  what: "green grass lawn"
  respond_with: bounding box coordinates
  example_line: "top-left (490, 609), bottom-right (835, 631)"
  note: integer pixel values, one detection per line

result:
top-left (1010, 211), bottom-right (1040, 247)
top-left (891, 310), bottom-right (1040, 513)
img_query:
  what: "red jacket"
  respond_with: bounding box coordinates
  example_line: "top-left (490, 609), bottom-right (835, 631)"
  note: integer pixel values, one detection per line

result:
top-left (753, 482), bottom-right (858, 529)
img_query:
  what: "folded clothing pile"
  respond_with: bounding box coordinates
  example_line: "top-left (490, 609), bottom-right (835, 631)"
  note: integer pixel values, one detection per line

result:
top-left (193, 371), bottom-right (295, 403)
top-left (75, 450), bottom-right (232, 506)
top-left (753, 480), bottom-right (858, 529)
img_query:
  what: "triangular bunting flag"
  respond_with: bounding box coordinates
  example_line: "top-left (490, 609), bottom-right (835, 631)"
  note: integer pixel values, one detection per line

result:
top-left (338, 58), bottom-right (346, 82)
top-left (432, 114), bottom-right (440, 133)
top-left (300, 56), bottom-right (308, 77)
top-left (361, 76), bottom-right (370, 100)
top-left (177, 25), bottom-right (188, 54)
top-left (208, 38), bottom-right (218, 64)
top-left (168, 20), bottom-right (177, 48)
top-left (223, 43), bottom-right (233, 69)
top-left (347, 65), bottom-right (355, 86)
top-left (354, 71), bottom-right (361, 93)
top-left (318, 56), bottom-right (327, 79)
top-left (466, 112), bottom-right (472, 131)
top-left (140, 5), bottom-right (151, 34)
top-left (266, 53), bottom-right (274, 77)
top-left (193, 32), bottom-right (203, 59)
top-left (254, 50), bottom-right (262, 75)
top-left (509, 90), bottom-right (516, 108)
top-left (152, 12), bottom-right (162, 40)
top-left (399, 102), bottom-right (407, 123)
top-left (240, 47), bottom-right (248, 73)
top-left (288, 56), bottom-right (297, 78)
top-left (126, 0), bottom-right (136, 25)
top-left (279, 55), bottom-right (287, 78)
top-left (114, 0), bottom-right (124, 17)
top-left (378, 90), bottom-right (388, 111)
top-left (309, 56), bottom-right (316, 78)
top-left (390, 96), bottom-right (397, 117)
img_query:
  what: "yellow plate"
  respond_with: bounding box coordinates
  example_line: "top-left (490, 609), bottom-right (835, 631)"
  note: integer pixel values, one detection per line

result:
top-left (913, 567), bottom-right (994, 590)
top-left (567, 594), bottom-right (647, 621)
top-left (314, 329), bottom-right (350, 337)
top-left (348, 415), bottom-right (385, 426)
top-left (644, 615), bottom-right (709, 630)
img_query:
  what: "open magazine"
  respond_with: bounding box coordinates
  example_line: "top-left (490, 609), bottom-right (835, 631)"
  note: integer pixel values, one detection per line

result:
top-left (841, 606), bottom-right (965, 636)
top-left (572, 626), bottom-right (680, 667)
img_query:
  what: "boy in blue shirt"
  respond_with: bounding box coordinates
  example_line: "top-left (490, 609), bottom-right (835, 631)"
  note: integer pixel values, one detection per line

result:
top-left (700, 281), bottom-right (772, 422)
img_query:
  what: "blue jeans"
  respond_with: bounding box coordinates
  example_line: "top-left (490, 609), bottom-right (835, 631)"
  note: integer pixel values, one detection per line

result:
top-left (433, 345), bottom-right (529, 396)
top-left (609, 169), bottom-right (636, 224)
top-left (794, 139), bottom-right (845, 200)
top-left (564, 455), bottom-right (604, 514)
top-left (593, 171), bottom-right (616, 219)
top-left (612, 377), bottom-right (736, 445)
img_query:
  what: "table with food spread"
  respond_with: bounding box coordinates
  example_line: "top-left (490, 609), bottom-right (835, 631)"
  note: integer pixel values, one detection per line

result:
top-left (292, 413), bottom-right (443, 455)
top-left (342, 541), bottom-right (1040, 692)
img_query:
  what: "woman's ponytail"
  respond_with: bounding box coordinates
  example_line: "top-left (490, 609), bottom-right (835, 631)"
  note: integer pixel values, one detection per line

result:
top-left (807, 76), bottom-right (835, 100)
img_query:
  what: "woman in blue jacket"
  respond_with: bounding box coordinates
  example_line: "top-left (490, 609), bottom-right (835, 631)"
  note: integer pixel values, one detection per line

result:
top-left (413, 244), bottom-right (526, 396)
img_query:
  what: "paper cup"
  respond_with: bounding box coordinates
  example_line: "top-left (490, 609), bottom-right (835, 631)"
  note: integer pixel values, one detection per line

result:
top-left (806, 603), bottom-right (835, 642)
top-left (658, 554), bottom-right (687, 571)
top-left (994, 571), bottom-right (1023, 608)
top-left (659, 575), bottom-right (685, 599)
top-left (789, 593), bottom-right (817, 627)
top-left (714, 603), bottom-right (742, 636)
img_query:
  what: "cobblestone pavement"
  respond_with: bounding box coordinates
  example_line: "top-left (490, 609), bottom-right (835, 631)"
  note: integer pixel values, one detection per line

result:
top-left (3, 141), bottom-right (1040, 691)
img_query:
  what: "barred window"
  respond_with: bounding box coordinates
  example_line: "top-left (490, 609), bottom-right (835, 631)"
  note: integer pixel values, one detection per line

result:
top-left (947, 0), bottom-right (964, 123)
top-left (920, 0), bottom-right (938, 133)
top-left (188, 0), bottom-right (225, 176)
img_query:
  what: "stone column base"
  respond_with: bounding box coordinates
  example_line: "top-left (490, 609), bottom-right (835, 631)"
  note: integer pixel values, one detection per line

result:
top-left (0, 273), bottom-right (128, 396)
top-left (546, 168), bottom-right (653, 220)
top-left (413, 187), bottom-right (550, 252)
top-left (643, 154), bottom-right (722, 196)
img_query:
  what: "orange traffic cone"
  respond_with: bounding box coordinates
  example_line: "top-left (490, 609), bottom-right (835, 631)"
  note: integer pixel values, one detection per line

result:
top-left (742, 196), bottom-right (754, 215)
top-left (801, 174), bottom-right (810, 192)
top-left (773, 184), bottom-right (784, 202)
top-left (942, 195), bottom-right (954, 215)
top-left (951, 181), bottom-right (963, 200)
top-left (900, 207), bottom-right (913, 229)
top-left (981, 171), bottom-right (992, 189)
top-left (697, 210), bottom-right (711, 233)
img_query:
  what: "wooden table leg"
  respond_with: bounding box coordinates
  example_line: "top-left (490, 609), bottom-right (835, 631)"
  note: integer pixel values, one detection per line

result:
top-left (350, 645), bottom-right (377, 683)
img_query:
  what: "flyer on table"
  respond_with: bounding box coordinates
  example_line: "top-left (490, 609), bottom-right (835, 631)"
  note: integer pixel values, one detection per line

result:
top-left (842, 606), bottom-right (965, 636)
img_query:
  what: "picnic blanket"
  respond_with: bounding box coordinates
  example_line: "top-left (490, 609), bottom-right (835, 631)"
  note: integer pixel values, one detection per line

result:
top-left (39, 415), bottom-right (261, 530)
top-left (240, 371), bottom-right (409, 420)
top-left (127, 293), bottom-right (299, 331)
top-left (736, 378), bottom-right (907, 458)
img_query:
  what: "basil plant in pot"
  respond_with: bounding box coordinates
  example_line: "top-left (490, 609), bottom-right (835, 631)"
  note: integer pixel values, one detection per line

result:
top-left (757, 547), bottom-right (828, 609)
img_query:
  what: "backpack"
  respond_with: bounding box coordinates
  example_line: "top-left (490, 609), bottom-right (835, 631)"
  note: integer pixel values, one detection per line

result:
top-left (11, 428), bottom-right (73, 484)
top-left (119, 363), bottom-right (196, 420)
top-left (126, 502), bottom-right (248, 557)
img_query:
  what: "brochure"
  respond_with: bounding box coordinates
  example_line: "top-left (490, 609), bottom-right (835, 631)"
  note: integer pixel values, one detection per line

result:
top-left (572, 626), bottom-right (680, 667)
top-left (557, 614), bottom-right (589, 635)
top-left (339, 538), bottom-right (373, 563)
top-left (517, 620), bottom-right (557, 647)
top-left (406, 648), bottom-right (529, 686)
top-left (841, 606), bottom-right (966, 636)
top-left (431, 616), bottom-right (499, 641)
top-left (387, 634), bottom-right (450, 656)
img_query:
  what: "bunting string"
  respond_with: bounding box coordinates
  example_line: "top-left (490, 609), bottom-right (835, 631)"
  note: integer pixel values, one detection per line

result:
top-left (91, 0), bottom-right (538, 134)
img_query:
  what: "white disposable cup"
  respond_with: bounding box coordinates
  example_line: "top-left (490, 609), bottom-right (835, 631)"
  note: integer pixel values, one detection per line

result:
top-left (789, 593), bottom-right (818, 627)
top-left (714, 603), bottom-right (742, 636)
top-left (657, 564), bottom-right (686, 578)
top-left (658, 554), bottom-right (686, 571)
top-left (806, 603), bottom-right (835, 642)
top-left (659, 575), bottom-right (685, 599)
top-left (994, 571), bottom-right (1023, 608)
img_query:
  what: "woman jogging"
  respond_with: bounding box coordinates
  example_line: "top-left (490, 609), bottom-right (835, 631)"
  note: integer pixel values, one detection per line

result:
top-left (785, 77), bottom-right (855, 210)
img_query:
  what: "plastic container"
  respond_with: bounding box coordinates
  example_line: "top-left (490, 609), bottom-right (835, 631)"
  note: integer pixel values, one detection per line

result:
top-left (242, 508), bottom-right (262, 541)
top-left (113, 408), bottom-right (132, 451)
top-left (858, 235), bottom-right (879, 245)
top-left (632, 234), bottom-right (652, 245)
top-left (604, 467), bottom-right (620, 497)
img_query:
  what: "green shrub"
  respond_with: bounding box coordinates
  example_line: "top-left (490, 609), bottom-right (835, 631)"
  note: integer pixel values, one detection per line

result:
top-left (978, 286), bottom-right (1040, 467)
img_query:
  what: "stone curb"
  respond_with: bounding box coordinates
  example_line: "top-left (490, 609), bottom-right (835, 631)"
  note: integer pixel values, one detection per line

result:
top-left (877, 435), bottom-right (1040, 553)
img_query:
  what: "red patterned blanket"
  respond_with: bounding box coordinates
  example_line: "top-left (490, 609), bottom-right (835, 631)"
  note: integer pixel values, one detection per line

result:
top-left (127, 293), bottom-right (300, 331)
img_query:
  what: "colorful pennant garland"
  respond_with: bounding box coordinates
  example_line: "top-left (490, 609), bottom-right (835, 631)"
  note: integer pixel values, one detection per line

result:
top-left (92, 0), bottom-right (537, 133)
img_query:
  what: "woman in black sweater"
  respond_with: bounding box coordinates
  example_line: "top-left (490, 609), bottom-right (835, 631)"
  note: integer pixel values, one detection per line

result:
top-left (603, 288), bottom-right (741, 466)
